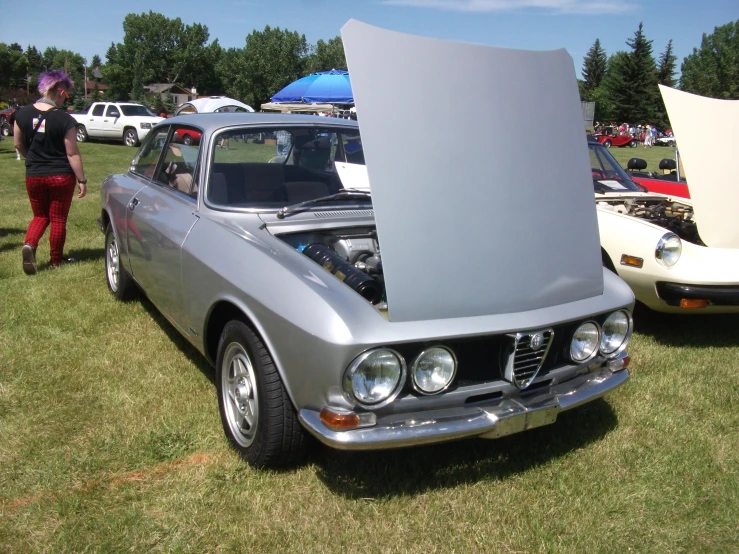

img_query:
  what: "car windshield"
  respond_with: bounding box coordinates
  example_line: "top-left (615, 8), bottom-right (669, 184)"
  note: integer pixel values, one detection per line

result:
top-left (120, 105), bottom-right (154, 117)
top-left (588, 142), bottom-right (642, 193)
top-left (206, 125), bottom-right (369, 210)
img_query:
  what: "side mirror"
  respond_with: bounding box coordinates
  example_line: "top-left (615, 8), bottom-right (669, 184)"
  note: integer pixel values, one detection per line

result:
top-left (110, 111), bottom-right (120, 118)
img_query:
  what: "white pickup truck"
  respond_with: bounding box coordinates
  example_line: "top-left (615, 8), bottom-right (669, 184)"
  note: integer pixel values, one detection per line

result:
top-left (72, 102), bottom-right (163, 146)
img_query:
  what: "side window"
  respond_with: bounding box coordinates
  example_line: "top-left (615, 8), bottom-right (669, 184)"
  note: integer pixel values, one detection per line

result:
top-left (106, 105), bottom-right (120, 118)
top-left (130, 128), bottom-right (169, 180)
top-left (157, 127), bottom-right (200, 198)
top-left (91, 104), bottom-right (104, 117)
top-left (293, 132), bottom-right (338, 171)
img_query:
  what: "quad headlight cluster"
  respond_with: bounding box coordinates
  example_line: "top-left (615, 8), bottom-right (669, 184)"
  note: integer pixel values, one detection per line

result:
top-left (344, 346), bottom-right (457, 407)
top-left (570, 310), bottom-right (632, 362)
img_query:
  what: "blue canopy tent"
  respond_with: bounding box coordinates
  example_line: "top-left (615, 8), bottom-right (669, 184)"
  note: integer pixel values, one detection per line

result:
top-left (270, 69), bottom-right (353, 103)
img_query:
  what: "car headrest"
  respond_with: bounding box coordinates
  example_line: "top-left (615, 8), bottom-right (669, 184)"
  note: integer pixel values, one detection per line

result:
top-left (627, 158), bottom-right (647, 171)
top-left (659, 159), bottom-right (677, 171)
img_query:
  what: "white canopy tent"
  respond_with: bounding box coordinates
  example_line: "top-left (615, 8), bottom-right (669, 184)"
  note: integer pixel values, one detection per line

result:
top-left (174, 96), bottom-right (254, 116)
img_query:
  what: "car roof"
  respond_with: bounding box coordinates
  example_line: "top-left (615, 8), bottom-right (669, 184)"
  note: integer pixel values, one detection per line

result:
top-left (162, 112), bottom-right (359, 134)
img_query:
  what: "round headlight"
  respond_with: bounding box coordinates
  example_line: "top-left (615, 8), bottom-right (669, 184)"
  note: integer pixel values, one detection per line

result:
top-left (570, 322), bottom-right (600, 362)
top-left (600, 310), bottom-right (631, 356)
top-left (656, 232), bottom-right (682, 267)
top-left (411, 346), bottom-right (457, 394)
top-left (344, 348), bottom-right (405, 407)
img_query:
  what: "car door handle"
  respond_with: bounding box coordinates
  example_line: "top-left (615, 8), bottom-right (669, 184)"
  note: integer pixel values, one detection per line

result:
top-left (127, 197), bottom-right (140, 211)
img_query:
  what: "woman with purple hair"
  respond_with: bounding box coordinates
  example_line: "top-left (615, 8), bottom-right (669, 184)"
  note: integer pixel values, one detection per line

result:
top-left (14, 70), bottom-right (88, 274)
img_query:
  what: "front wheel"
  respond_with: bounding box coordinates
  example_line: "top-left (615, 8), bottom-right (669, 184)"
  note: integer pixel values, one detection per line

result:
top-left (76, 125), bottom-right (88, 142)
top-left (216, 320), bottom-right (306, 468)
top-left (105, 223), bottom-right (136, 300)
top-left (603, 139), bottom-right (612, 148)
top-left (630, 140), bottom-right (638, 148)
top-left (182, 134), bottom-right (193, 146)
top-left (123, 128), bottom-right (139, 147)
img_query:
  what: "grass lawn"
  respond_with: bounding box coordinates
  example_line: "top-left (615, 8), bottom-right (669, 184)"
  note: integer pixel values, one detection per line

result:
top-left (1, 138), bottom-right (737, 553)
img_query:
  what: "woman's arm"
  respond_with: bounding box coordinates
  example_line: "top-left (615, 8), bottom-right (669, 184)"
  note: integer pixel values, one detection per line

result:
top-left (64, 126), bottom-right (87, 198)
top-left (13, 122), bottom-right (26, 158)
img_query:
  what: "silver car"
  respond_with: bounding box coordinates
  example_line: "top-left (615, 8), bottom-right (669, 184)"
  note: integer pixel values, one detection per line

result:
top-left (100, 113), bottom-right (634, 468)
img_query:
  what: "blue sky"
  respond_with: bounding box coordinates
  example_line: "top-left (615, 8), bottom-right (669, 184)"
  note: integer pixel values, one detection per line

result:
top-left (1, 0), bottom-right (735, 79)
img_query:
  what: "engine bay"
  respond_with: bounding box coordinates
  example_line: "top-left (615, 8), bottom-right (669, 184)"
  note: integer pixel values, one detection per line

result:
top-left (279, 226), bottom-right (386, 304)
top-left (597, 197), bottom-right (704, 245)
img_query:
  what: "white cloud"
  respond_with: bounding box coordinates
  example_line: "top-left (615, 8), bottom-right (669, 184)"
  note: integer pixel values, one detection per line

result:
top-left (381, 0), bottom-right (638, 15)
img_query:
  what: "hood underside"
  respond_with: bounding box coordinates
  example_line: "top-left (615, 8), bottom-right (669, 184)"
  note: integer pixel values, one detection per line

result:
top-left (659, 86), bottom-right (739, 249)
top-left (341, 20), bottom-right (603, 322)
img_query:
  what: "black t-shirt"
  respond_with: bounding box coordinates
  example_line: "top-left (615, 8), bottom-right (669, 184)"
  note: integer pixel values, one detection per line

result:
top-left (15, 105), bottom-right (77, 177)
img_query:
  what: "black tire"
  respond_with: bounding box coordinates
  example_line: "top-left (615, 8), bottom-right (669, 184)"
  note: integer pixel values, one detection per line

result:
top-left (105, 223), bottom-right (136, 300)
top-left (123, 128), bottom-right (139, 147)
top-left (1, 122), bottom-right (12, 137)
top-left (668, 141), bottom-right (675, 147)
top-left (76, 125), bottom-right (88, 142)
top-left (603, 139), bottom-right (612, 148)
top-left (216, 320), bottom-right (306, 468)
top-left (182, 134), bottom-right (193, 146)
top-left (630, 140), bottom-right (638, 148)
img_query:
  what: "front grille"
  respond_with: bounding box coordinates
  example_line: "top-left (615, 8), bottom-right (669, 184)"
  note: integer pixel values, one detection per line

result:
top-left (502, 329), bottom-right (554, 389)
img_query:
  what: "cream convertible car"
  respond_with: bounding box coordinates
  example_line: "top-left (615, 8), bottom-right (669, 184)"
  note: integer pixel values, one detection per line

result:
top-left (590, 138), bottom-right (739, 313)
top-left (100, 114), bottom-right (634, 468)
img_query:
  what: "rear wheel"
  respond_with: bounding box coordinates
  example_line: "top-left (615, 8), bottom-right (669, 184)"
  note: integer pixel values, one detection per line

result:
top-left (123, 128), bottom-right (139, 147)
top-left (182, 134), bottom-right (193, 145)
top-left (603, 139), bottom-right (612, 148)
top-left (76, 126), bottom-right (88, 142)
top-left (630, 140), bottom-right (638, 148)
top-left (216, 320), bottom-right (306, 468)
top-left (2, 122), bottom-right (13, 136)
top-left (105, 223), bottom-right (136, 300)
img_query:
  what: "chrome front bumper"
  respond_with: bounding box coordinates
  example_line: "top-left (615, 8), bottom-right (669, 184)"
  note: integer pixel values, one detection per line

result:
top-left (299, 365), bottom-right (629, 451)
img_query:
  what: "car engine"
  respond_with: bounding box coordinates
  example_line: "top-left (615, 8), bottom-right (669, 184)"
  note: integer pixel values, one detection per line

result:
top-left (280, 227), bottom-right (385, 304)
top-left (597, 197), bottom-right (703, 245)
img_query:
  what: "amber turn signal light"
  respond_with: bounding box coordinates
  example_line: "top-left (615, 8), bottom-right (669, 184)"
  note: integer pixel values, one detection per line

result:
top-left (680, 298), bottom-right (708, 309)
top-left (320, 407), bottom-right (360, 430)
top-left (620, 254), bottom-right (644, 268)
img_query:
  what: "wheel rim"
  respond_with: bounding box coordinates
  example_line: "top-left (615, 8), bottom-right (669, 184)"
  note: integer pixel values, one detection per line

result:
top-left (77, 128), bottom-right (86, 141)
top-left (106, 231), bottom-right (119, 292)
top-left (183, 135), bottom-right (192, 145)
top-left (125, 131), bottom-right (136, 146)
top-left (222, 342), bottom-right (259, 447)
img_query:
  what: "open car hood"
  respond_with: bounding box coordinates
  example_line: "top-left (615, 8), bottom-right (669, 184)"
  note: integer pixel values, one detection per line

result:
top-left (659, 86), bottom-right (739, 248)
top-left (341, 20), bottom-right (603, 322)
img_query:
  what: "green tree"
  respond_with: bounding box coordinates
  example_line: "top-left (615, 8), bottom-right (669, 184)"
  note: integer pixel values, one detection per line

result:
top-left (680, 20), bottom-right (739, 99)
top-left (235, 25), bottom-right (309, 107)
top-left (581, 38), bottom-right (607, 100)
top-left (657, 39), bottom-right (677, 87)
top-left (0, 43), bottom-right (28, 89)
top-left (103, 11), bottom-right (212, 100)
top-left (91, 54), bottom-right (102, 69)
top-left (603, 23), bottom-right (659, 124)
top-left (304, 36), bottom-right (347, 74)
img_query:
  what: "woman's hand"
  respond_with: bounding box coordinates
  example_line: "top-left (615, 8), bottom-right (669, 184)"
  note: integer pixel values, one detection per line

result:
top-left (77, 181), bottom-right (87, 199)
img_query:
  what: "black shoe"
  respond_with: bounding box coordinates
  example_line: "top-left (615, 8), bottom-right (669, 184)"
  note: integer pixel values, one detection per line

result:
top-left (22, 244), bottom-right (37, 275)
top-left (50, 257), bottom-right (76, 269)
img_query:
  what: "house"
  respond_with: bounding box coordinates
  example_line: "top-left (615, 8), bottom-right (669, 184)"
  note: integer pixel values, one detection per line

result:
top-left (144, 83), bottom-right (195, 106)
top-left (83, 80), bottom-right (108, 98)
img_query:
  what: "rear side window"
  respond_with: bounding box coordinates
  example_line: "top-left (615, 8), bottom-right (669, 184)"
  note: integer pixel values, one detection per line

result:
top-left (92, 105), bottom-right (104, 117)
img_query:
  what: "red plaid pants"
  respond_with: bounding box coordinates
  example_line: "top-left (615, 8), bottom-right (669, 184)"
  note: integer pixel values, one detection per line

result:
top-left (25, 174), bottom-right (76, 266)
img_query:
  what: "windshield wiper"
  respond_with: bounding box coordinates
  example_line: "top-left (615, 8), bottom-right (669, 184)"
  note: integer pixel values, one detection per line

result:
top-left (276, 190), bottom-right (371, 219)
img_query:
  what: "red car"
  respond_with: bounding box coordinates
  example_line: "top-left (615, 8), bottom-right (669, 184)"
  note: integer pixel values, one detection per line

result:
top-left (594, 127), bottom-right (638, 148)
top-left (175, 128), bottom-right (201, 145)
top-left (625, 157), bottom-right (690, 198)
top-left (0, 105), bottom-right (18, 137)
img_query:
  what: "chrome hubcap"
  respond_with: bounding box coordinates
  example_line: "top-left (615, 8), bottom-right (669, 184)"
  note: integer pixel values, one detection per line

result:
top-left (222, 342), bottom-right (259, 447)
top-left (106, 233), bottom-right (119, 291)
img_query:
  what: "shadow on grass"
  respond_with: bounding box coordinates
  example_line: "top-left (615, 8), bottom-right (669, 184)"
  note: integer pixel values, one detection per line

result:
top-left (312, 398), bottom-right (617, 498)
top-left (139, 296), bottom-right (215, 385)
top-left (0, 227), bottom-right (24, 238)
top-left (0, 240), bottom-right (23, 253)
top-left (633, 303), bottom-right (739, 348)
